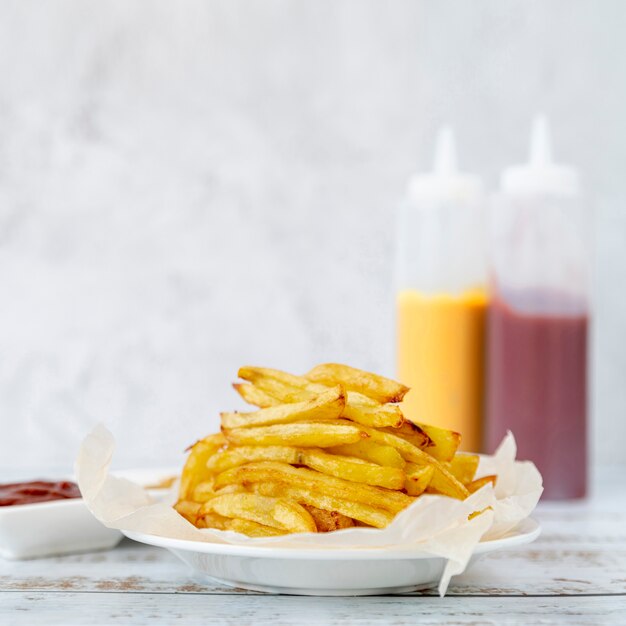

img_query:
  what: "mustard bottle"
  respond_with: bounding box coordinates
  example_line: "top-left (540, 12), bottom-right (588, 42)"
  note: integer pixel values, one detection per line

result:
top-left (396, 127), bottom-right (487, 451)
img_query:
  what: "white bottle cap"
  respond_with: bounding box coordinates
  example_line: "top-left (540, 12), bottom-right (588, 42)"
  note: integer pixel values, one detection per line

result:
top-left (501, 115), bottom-right (580, 196)
top-left (407, 126), bottom-right (483, 203)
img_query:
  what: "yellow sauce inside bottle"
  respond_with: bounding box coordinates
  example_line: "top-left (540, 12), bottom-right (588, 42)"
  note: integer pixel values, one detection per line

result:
top-left (397, 289), bottom-right (487, 452)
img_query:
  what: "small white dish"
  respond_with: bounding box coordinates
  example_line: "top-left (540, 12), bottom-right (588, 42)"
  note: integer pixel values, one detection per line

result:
top-left (0, 497), bottom-right (122, 560)
top-left (0, 468), bottom-right (177, 560)
top-left (123, 517), bottom-right (541, 596)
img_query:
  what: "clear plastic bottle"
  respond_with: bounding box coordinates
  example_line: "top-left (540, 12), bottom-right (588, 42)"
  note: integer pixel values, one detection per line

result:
top-left (396, 127), bottom-right (487, 452)
top-left (486, 116), bottom-right (589, 499)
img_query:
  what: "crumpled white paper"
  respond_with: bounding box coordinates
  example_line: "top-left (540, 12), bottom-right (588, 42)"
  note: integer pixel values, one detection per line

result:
top-left (75, 425), bottom-right (542, 596)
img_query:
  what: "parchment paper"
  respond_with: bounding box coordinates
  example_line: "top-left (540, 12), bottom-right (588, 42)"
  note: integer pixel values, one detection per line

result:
top-left (76, 425), bottom-right (542, 595)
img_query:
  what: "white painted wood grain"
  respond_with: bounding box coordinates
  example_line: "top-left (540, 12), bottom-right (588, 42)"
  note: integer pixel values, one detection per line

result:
top-left (3, 592), bottom-right (624, 625)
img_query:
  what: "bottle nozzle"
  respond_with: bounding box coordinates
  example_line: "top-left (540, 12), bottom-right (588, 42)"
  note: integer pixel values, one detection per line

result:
top-left (406, 125), bottom-right (483, 201)
top-left (433, 126), bottom-right (457, 175)
top-left (501, 114), bottom-right (579, 196)
top-left (529, 114), bottom-right (553, 167)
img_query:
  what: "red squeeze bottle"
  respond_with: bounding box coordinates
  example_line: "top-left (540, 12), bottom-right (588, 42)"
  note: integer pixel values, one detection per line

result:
top-left (486, 116), bottom-right (589, 499)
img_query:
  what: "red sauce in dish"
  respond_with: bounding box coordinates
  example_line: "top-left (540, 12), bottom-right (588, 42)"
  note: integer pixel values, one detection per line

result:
top-left (0, 481), bottom-right (82, 506)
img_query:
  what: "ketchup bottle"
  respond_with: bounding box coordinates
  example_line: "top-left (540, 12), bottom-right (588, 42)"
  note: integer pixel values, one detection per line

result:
top-left (486, 116), bottom-right (589, 499)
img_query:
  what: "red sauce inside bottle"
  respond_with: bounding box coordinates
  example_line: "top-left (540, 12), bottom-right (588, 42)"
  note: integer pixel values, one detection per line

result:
top-left (486, 295), bottom-right (588, 499)
top-left (0, 480), bottom-right (82, 506)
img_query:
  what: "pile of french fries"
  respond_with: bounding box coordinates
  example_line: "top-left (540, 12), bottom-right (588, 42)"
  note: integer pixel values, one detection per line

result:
top-left (174, 364), bottom-right (496, 537)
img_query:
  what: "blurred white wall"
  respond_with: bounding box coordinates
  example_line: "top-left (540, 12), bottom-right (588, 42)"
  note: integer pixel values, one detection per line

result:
top-left (0, 0), bottom-right (624, 470)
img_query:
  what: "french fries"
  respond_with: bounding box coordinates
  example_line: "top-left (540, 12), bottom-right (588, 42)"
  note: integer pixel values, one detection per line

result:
top-left (201, 493), bottom-right (316, 533)
top-left (306, 363), bottom-right (409, 404)
top-left (174, 363), bottom-right (497, 536)
top-left (222, 422), bottom-right (368, 447)
top-left (220, 386), bottom-right (345, 430)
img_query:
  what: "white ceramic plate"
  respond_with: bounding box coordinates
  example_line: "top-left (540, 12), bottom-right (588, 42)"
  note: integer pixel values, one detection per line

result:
top-left (123, 517), bottom-right (541, 595)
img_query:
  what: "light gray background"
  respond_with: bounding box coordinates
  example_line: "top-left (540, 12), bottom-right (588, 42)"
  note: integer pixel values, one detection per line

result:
top-left (0, 0), bottom-right (624, 470)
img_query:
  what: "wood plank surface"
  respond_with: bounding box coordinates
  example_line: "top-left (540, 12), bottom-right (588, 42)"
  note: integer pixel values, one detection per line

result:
top-left (1, 468), bottom-right (625, 624)
top-left (3, 592), bottom-right (624, 625)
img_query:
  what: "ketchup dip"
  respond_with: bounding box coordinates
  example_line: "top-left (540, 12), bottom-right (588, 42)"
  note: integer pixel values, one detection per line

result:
top-left (0, 481), bottom-right (82, 506)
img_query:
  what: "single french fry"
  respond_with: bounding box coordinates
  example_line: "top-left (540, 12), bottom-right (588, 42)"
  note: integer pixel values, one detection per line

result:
top-left (198, 510), bottom-right (232, 530)
top-left (306, 363), bottom-right (409, 404)
top-left (238, 366), bottom-right (324, 396)
top-left (174, 500), bottom-right (203, 524)
top-left (179, 433), bottom-right (225, 500)
top-left (381, 422), bottom-right (430, 449)
top-left (416, 422), bottom-right (461, 462)
top-left (446, 454), bottom-right (480, 484)
top-left (207, 446), bottom-right (299, 473)
top-left (467, 475), bottom-right (497, 493)
top-left (221, 386), bottom-right (345, 429)
top-left (192, 480), bottom-right (245, 502)
top-left (226, 518), bottom-right (287, 537)
top-left (233, 383), bottom-right (279, 408)
top-left (302, 504), bottom-right (355, 532)
top-left (222, 422), bottom-right (368, 448)
top-left (342, 403), bottom-right (404, 428)
top-left (404, 464), bottom-right (434, 496)
top-left (191, 479), bottom-right (216, 502)
top-left (328, 441), bottom-right (406, 469)
top-left (301, 449), bottom-right (405, 490)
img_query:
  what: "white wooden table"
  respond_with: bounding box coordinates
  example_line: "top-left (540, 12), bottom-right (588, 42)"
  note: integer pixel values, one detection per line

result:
top-left (2, 469), bottom-right (625, 625)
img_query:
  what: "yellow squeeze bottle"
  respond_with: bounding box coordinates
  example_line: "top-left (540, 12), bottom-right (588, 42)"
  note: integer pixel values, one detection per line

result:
top-left (395, 128), bottom-right (487, 451)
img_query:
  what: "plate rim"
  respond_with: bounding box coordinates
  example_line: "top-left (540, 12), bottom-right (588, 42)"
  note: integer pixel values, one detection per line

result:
top-left (122, 517), bottom-right (540, 561)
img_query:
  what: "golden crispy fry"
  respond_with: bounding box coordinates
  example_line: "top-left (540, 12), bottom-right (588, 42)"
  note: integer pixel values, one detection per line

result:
top-left (342, 403), bottom-right (403, 428)
top-left (253, 482), bottom-right (394, 529)
top-left (174, 500), bottom-right (203, 524)
top-left (221, 386), bottom-right (345, 430)
top-left (233, 383), bottom-right (279, 408)
top-left (179, 433), bottom-right (225, 500)
top-left (416, 422), bottom-right (461, 462)
top-left (201, 492), bottom-right (316, 533)
top-left (222, 422), bottom-right (368, 448)
top-left (381, 422), bottom-right (430, 449)
top-left (226, 518), bottom-right (287, 537)
top-left (191, 480), bottom-right (245, 502)
top-left (238, 366), bottom-right (315, 388)
top-left (238, 366), bottom-right (324, 396)
top-left (320, 419), bottom-right (469, 500)
top-left (208, 445), bottom-right (403, 489)
top-left (328, 441), bottom-right (406, 469)
top-left (237, 367), bottom-right (403, 428)
top-left (306, 363), bottom-right (409, 404)
top-left (207, 446), bottom-right (299, 473)
top-left (467, 475), bottom-right (497, 493)
top-left (446, 454), bottom-right (480, 484)
top-left (198, 510), bottom-right (232, 530)
top-left (213, 461), bottom-right (413, 513)
top-left (176, 363), bottom-right (495, 537)
top-left (301, 449), bottom-right (405, 490)
top-left (404, 464), bottom-right (434, 496)
top-left (191, 479), bottom-right (216, 502)
top-left (302, 505), bottom-right (355, 532)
